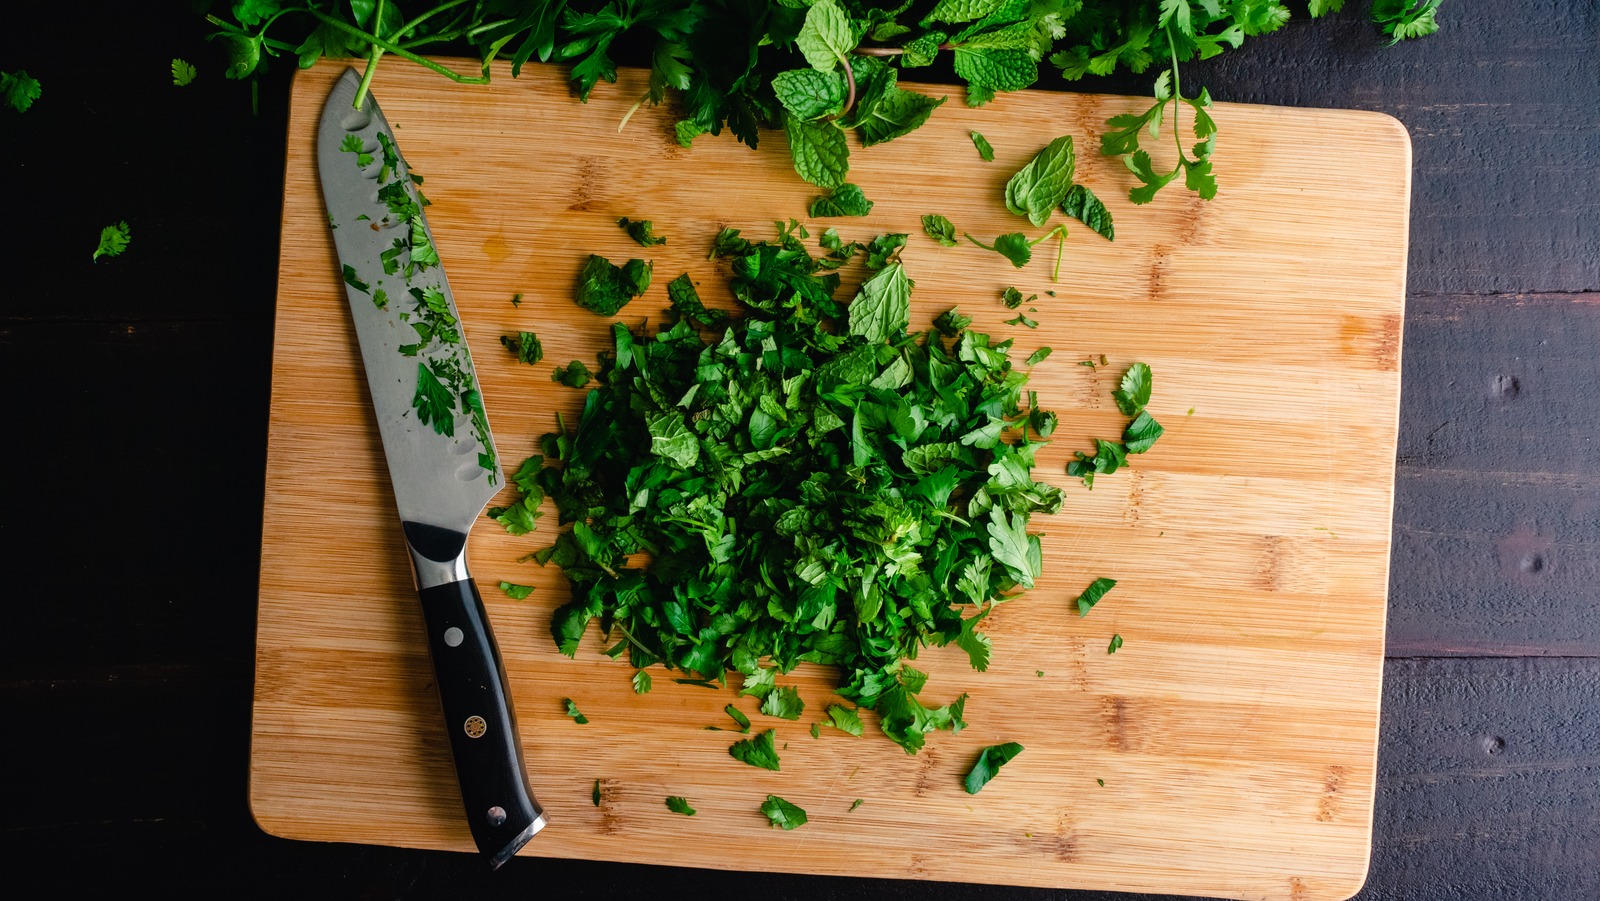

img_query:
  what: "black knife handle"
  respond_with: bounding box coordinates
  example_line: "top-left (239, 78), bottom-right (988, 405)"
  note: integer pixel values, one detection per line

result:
top-left (416, 575), bottom-right (545, 867)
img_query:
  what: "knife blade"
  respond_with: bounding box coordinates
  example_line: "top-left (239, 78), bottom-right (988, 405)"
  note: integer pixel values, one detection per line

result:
top-left (316, 67), bottom-right (544, 868)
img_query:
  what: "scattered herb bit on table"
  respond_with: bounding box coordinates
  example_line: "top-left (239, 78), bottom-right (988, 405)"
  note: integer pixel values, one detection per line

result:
top-left (665, 796), bottom-right (696, 816)
top-left (760, 794), bottom-right (808, 830)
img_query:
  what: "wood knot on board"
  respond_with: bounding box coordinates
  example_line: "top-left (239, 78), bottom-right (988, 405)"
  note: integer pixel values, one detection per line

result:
top-left (1316, 765), bottom-right (1348, 823)
top-left (1100, 695), bottom-right (1137, 751)
top-left (597, 778), bottom-right (624, 834)
top-left (1289, 876), bottom-right (1309, 901)
top-left (567, 157), bottom-right (604, 212)
top-left (1257, 535), bottom-right (1287, 592)
top-left (912, 747), bottom-right (941, 797)
top-left (1050, 810), bottom-right (1080, 863)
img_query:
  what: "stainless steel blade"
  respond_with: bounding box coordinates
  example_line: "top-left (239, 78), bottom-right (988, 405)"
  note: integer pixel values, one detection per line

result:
top-left (316, 68), bottom-right (544, 866)
top-left (317, 68), bottom-right (501, 538)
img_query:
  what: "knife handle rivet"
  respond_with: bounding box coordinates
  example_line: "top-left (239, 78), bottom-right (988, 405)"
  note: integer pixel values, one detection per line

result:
top-left (464, 716), bottom-right (488, 739)
top-left (443, 626), bottom-right (464, 647)
top-left (486, 806), bottom-right (507, 827)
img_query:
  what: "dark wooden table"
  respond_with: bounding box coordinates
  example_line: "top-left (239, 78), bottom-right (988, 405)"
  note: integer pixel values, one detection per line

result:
top-left (3, 3), bottom-right (1595, 898)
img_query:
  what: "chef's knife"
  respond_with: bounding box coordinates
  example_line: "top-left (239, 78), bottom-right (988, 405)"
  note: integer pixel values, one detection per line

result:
top-left (316, 68), bottom-right (544, 868)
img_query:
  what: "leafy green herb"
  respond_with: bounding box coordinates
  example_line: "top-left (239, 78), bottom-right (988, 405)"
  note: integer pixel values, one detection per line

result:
top-left (1074, 577), bottom-right (1117, 616)
top-left (1108, 633), bottom-right (1124, 654)
top-left (1068, 362), bottom-right (1164, 484)
top-left (933, 307), bottom-right (972, 337)
top-left (511, 293), bottom-right (523, 307)
top-left (1, 70), bottom-right (40, 113)
top-left (1026, 347), bottom-right (1053, 366)
top-left (210, 1), bottom-right (1437, 201)
top-left (552, 360), bottom-right (592, 388)
top-left (498, 581), bottom-right (535, 600)
top-left (724, 704), bottom-right (751, 733)
top-left (564, 698), bottom-right (590, 724)
top-left (618, 217), bottom-right (666, 247)
top-left (809, 183), bottom-right (874, 218)
top-left (666, 796), bottom-right (696, 816)
top-left (729, 730), bottom-right (781, 771)
top-left (523, 224), bottom-right (1062, 755)
top-left (593, 780), bottom-right (602, 806)
top-left (864, 233), bottom-right (908, 270)
top-left (825, 704), bottom-right (864, 737)
top-left (501, 331), bottom-right (544, 365)
top-left (1001, 287), bottom-right (1037, 309)
top-left (576, 255), bottom-right (652, 316)
top-left (665, 273), bottom-right (729, 329)
top-left (93, 222), bottom-right (131, 262)
top-left (970, 130), bottom-right (995, 161)
top-left (966, 227), bottom-right (1067, 275)
top-left (849, 798), bottom-right (864, 812)
top-left (1060, 185), bottom-right (1114, 241)
top-left (1096, 778), bottom-right (1105, 787)
top-left (759, 686), bottom-right (806, 721)
top-left (1005, 136), bottom-right (1076, 227)
top-left (964, 741), bottom-right (1024, 794)
top-left (1005, 314), bottom-right (1039, 329)
top-left (633, 670), bottom-right (653, 694)
top-left (171, 59), bottom-right (198, 87)
top-left (760, 794), bottom-right (808, 830)
top-left (921, 214), bottom-right (959, 247)
top-left (810, 722), bottom-right (821, 739)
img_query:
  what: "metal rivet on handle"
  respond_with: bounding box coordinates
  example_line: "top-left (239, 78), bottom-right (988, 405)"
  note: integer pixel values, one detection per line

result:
top-left (464, 716), bottom-right (487, 738)
top-left (486, 806), bottom-right (507, 827)
top-left (443, 626), bottom-right (464, 647)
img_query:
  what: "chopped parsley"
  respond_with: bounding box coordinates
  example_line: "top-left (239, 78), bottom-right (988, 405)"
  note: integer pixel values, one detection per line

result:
top-left (575, 254), bottom-right (652, 316)
top-left (665, 796), bottom-right (696, 816)
top-left (1, 70), bottom-right (41, 113)
top-left (497, 581), bottom-right (534, 600)
top-left (551, 359), bottom-right (592, 388)
top-left (563, 698), bottom-right (589, 724)
top-left (970, 130), bottom-right (995, 161)
top-left (729, 729), bottom-right (781, 771)
top-left (93, 222), bottom-right (131, 262)
top-left (171, 59), bottom-right (197, 86)
top-left (921, 214), bottom-right (959, 247)
top-left (500, 331), bottom-right (544, 365)
top-left (1108, 633), bottom-right (1124, 654)
top-left (760, 794), bottom-right (808, 830)
top-left (632, 670), bottom-right (652, 694)
top-left (809, 183), bottom-right (874, 217)
top-left (964, 741), bottom-right (1024, 794)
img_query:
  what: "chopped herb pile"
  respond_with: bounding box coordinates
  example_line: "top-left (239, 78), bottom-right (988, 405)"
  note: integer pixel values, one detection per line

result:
top-left (1068, 362), bottom-right (1164, 486)
top-left (506, 223), bottom-right (1069, 755)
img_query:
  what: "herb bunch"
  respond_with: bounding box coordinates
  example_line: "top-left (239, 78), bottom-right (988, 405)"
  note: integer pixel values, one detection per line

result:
top-left (500, 221), bottom-right (1067, 754)
top-left (206, 1), bottom-right (1441, 204)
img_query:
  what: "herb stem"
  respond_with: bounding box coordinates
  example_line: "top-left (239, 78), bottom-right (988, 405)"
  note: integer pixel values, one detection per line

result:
top-left (307, 8), bottom-right (493, 97)
top-left (1165, 26), bottom-right (1186, 169)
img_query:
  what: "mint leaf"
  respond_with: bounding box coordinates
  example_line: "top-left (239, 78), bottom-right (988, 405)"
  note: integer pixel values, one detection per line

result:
top-left (575, 254), bottom-right (651, 316)
top-left (1124, 410), bottom-right (1165, 453)
top-left (771, 68), bottom-right (847, 119)
top-left (858, 88), bottom-right (945, 146)
top-left (924, 0), bottom-right (1008, 26)
top-left (784, 113), bottom-right (849, 189)
top-left (647, 413), bottom-right (701, 469)
top-left (970, 130), bottom-right (995, 161)
top-left (1005, 136), bottom-right (1076, 227)
top-left (795, 0), bottom-right (854, 71)
top-left (951, 47), bottom-right (1038, 93)
top-left (1061, 184), bottom-right (1114, 241)
top-left (847, 263), bottom-right (912, 343)
top-left (922, 214), bottom-right (959, 247)
top-left (809, 183), bottom-right (874, 217)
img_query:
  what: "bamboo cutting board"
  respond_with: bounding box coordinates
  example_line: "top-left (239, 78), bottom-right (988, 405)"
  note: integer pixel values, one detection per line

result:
top-left (254, 58), bottom-right (1409, 901)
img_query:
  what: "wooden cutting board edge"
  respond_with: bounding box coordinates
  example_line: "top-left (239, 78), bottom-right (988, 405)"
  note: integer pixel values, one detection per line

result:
top-left (250, 58), bottom-right (1413, 901)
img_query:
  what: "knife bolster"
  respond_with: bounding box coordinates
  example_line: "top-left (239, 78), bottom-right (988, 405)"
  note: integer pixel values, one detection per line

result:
top-left (403, 521), bottom-right (470, 589)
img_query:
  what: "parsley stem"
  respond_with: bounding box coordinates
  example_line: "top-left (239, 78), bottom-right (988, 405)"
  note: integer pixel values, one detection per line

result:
top-left (618, 93), bottom-right (648, 132)
top-left (391, 0), bottom-right (471, 43)
top-left (1165, 26), bottom-right (1187, 169)
top-left (307, 8), bottom-right (492, 99)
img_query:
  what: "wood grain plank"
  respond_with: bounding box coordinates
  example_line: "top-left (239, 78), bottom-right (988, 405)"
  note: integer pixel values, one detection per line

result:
top-left (1387, 293), bottom-right (1600, 656)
